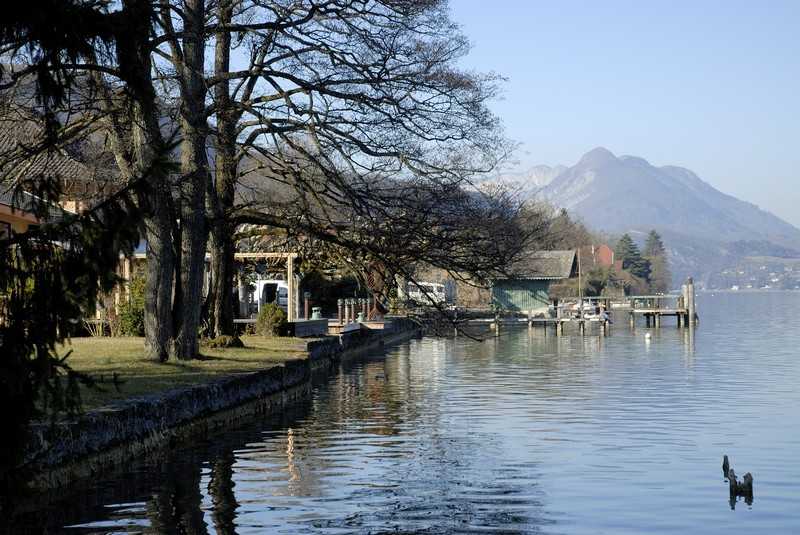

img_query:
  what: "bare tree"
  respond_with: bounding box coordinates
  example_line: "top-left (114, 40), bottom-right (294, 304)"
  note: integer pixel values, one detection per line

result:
top-left (201, 0), bottom-right (521, 336)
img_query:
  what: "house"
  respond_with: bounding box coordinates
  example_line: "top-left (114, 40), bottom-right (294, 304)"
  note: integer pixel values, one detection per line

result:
top-left (1, 107), bottom-right (93, 236)
top-left (0, 189), bottom-right (41, 237)
top-left (491, 250), bottom-right (578, 312)
top-left (578, 244), bottom-right (615, 269)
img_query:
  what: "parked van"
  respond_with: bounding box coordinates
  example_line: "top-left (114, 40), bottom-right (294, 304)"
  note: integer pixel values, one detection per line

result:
top-left (254, 279), bottom-right (289, 314)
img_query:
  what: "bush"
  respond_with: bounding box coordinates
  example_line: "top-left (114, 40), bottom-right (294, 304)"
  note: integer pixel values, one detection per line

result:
top-left (256, 302), bottom-right (288, 337)
top-left (119, 275), bottom-right (146, 336)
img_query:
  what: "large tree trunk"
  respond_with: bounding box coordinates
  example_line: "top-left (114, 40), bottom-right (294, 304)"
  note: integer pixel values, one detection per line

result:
top-left (209, 221), bottom-right (236, 337)
top-left (142, 205), bottom-right (175, 362)
top-left (120, 1), bottom-right (175, 362)
top-left (173, 0), bottom-right (209, 359)
top-left (206, 0), bottom-right (238, 338)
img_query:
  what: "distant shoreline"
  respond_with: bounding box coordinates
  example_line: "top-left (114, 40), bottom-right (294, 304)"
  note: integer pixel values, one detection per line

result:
top-left (699, 288), bottom-right (800, 294)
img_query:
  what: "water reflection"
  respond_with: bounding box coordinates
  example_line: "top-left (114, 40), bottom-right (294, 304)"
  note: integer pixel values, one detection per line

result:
top-left (5, 293), bottom-right (800, 534)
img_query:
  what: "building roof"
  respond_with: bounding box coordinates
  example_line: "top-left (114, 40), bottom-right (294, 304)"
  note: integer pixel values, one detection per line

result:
top-left (0, 187), bottom-right (71, 222)
top-left (0, 110), bottom-right (90, 185)
top-left (0, 105), bottom-right (91, 222)
top-left (504, 249), bottom-right (578, 280)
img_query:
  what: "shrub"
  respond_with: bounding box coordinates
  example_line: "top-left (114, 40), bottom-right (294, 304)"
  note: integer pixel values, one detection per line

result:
top-left (256, 302), bottom-right (288, 337)
top-left (119, 275), bottom-right (146, 336)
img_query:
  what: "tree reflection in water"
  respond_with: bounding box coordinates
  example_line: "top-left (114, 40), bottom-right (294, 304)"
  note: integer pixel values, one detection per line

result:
top-left (209, 451), bottom-right (238, 534)
top-left (147, 449), bottom-right (208, 534)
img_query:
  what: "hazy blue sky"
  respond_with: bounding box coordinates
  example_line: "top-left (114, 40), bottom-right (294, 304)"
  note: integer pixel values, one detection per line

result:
top-left (449, 0), bottom-right (800, 226)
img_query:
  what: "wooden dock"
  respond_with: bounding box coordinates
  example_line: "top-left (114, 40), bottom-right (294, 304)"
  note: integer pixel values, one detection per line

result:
top-left (461, 316), bottom-right (610, 336)
top-left (626, 278), bottom-right (698, 328)
top-left (466, 277), bottom-right (699, 336)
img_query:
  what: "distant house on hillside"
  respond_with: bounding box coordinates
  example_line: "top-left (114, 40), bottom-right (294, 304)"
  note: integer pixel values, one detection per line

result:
top-left (491, 250), bottom-right (578, 312)
top-left (578, 244), bottom-right (615, 269)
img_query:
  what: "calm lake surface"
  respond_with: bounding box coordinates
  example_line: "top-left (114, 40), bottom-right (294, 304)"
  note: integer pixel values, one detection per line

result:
top-left (11, 292), bottom-right (800, 534)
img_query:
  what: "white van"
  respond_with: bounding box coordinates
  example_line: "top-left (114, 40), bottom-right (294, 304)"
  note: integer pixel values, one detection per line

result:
top-left (254, 279), bottom-right (289, 313)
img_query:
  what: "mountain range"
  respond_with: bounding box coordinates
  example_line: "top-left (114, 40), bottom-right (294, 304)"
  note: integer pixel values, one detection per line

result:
top-left (516, 147), bottom-right (800, 287)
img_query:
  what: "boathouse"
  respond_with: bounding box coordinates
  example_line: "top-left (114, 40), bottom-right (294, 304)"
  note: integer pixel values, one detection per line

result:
top-left (491, 250), bottom-right (578, 312)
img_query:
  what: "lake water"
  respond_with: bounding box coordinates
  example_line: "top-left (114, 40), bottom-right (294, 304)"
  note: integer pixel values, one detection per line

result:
top-left (8, 292), bottom-right (800, 534)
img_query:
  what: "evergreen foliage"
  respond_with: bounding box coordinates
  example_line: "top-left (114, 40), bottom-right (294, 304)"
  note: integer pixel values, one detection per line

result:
top-left (644, 230), bottom-right (666, 257)
top-left (615, 234), bottom-right (651, 281)
top-left (643, 230), bottom-right (671, 292)
top-left (118, 274), bottom-right (146, 336)
top-left (0, 190), bottom-right (143, 496)
top-left (256, 303), bottom-right (288, 337)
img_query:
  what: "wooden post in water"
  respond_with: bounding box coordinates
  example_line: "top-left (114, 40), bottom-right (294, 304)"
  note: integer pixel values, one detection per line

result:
top-left (629, 311), bottom-right (635, 329)
top-left (680, 283), bottom-right (688, 328)
top-left (687, 277), bottom-right (696, 328)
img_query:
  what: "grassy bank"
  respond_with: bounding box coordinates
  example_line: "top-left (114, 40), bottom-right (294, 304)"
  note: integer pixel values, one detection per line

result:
top-left (57, 336), bottom-right (311, 410)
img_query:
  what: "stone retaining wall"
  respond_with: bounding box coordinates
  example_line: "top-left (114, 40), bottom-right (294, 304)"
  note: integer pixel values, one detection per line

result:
top-left (25, 324), bottom-right (419, 490)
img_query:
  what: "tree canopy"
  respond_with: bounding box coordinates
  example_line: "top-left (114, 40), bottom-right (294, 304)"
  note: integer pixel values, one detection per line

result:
top-left (0, 0), bottom-right (545, 487)
top-left (615, 233), bottom-right (651, 282)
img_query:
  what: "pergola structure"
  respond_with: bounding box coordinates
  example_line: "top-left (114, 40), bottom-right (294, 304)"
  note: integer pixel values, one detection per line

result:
top-left (118, 250), bottom-right (301, 321)
top-left (234, 252), bottom-right (300, 321)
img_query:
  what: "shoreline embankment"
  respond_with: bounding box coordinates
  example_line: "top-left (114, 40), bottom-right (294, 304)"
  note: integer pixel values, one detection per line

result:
top-left (23, 318), bottom-right (420, 490)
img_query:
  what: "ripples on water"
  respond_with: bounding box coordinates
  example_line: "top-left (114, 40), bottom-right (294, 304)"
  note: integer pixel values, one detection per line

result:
top-left (8, 292), bottom-right (800, 534)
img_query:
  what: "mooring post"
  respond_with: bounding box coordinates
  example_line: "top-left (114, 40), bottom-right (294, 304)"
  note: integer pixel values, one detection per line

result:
top-left (494, 313), bottom-right (500, 337)
top-left (655, 313), bottom-right (661, 328)
top-left (337, 298), bottom-right (344, 324)
top-left (629, 311), bottom-right (635, 329)
top-left (687, 277), bottom-right (696, 328)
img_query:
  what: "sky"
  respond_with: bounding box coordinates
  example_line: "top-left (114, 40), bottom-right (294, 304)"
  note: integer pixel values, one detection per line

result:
top-left (448, 0), bottom-right (800, 227)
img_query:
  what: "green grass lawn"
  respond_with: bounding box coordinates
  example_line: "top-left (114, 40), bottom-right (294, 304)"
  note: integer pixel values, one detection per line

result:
top-left (56, 336), bottom-right (311, 410)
